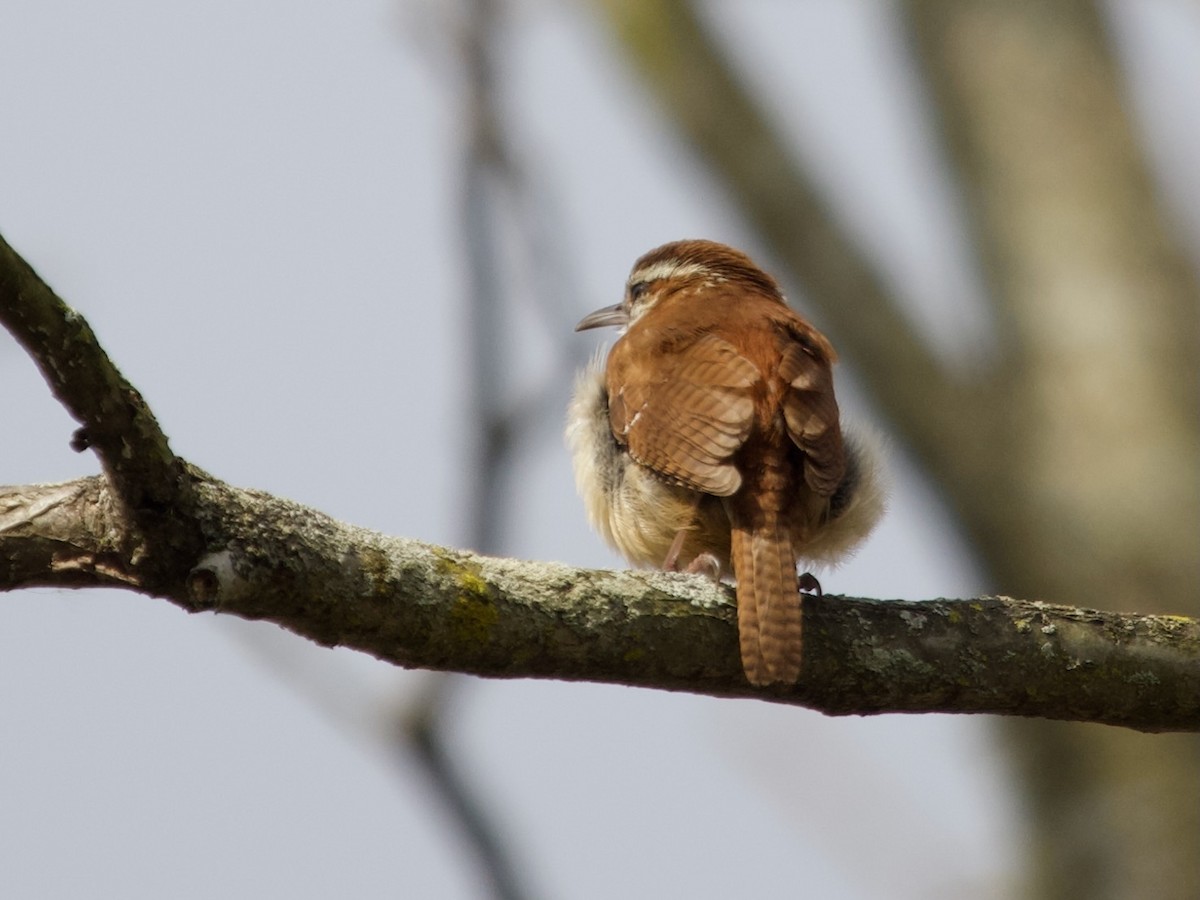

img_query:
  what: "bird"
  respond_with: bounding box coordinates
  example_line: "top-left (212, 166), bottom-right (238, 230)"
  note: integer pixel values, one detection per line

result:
top-left (566, 239), bottom-right (885, 686)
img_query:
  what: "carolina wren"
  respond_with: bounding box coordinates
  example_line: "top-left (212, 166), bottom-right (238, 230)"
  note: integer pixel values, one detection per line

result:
top-left (567, 240), bottom-right (885, 686)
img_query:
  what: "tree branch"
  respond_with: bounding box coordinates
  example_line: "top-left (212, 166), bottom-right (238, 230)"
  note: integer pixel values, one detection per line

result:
top-left (2, 474), bottom-right (1197, 732)
top-left (0, 233), bottom-right (201, 590)
top-left (3, 230), bottom-right (1198, 734)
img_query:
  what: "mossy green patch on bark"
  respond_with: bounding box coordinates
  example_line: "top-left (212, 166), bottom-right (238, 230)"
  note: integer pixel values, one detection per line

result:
top-left (434, 551), bottom-right (499, 646)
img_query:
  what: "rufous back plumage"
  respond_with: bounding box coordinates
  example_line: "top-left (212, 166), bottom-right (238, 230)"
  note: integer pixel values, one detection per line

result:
top-left (569, 240), bottom-right (885, 686)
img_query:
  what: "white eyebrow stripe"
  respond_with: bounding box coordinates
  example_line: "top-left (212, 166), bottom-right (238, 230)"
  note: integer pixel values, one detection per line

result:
top-left (628, 260), bottom-right (711, 286)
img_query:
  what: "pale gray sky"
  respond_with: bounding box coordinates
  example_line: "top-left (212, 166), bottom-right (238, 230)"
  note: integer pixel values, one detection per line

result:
top-left (3, 2), bottom-right (1197, 898)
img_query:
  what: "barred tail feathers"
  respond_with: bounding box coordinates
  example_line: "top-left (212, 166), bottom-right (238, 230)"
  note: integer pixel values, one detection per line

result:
top-left (730, 515), bottom-right (801, 686)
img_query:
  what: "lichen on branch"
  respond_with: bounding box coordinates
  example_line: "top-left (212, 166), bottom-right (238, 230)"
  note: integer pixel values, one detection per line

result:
top-left (3, 229), bottom-right (1199, 732)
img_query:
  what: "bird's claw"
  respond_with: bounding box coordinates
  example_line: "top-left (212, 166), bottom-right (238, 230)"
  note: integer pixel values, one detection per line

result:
top-left (798, 571), bottom-right (823, 597)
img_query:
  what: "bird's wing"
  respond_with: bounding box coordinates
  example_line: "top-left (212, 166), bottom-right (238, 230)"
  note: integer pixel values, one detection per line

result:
top-left (778, 339), bottom-right (846, 496)
top-left (608, 333), bottom-right (758, 497)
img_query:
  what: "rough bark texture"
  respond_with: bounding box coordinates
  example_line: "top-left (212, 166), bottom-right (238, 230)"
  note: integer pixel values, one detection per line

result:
top-left (3, 475), bottom-right (1199, 729)
top-left (0, 233), bottom-right (202, 591)
top-left (3, 226), bottom-right (1198, 733)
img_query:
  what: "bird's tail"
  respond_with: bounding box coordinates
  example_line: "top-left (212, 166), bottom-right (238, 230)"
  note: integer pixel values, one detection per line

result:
top-left (730, 512), bottom-right (801, 685)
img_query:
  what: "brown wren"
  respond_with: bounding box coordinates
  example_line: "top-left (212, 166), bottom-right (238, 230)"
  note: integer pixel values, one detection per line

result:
top-left (567, 240), bottom-right (885, 686)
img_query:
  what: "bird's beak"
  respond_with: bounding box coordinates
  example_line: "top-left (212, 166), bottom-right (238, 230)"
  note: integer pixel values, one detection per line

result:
top-left (575, 303), bottom-right (629, 332)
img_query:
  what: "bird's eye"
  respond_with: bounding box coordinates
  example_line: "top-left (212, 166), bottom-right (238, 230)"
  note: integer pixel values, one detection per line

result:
top-left (629, 281), bottom-right (649, 302)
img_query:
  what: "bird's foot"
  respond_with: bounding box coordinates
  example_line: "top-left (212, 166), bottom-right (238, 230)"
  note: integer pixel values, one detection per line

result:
top-left (661, 528), bottom-right (687, 572)
top-left (684, 552), bottom-right (721, 582)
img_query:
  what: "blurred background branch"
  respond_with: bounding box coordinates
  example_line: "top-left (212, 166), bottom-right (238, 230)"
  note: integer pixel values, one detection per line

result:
top-left (396, 2), bottom-right (533, 898)
top-left (3, 2), bottom-right (1198, 898)
top-left (900, 5), bottom-right (1200, 898)
top-left (594, 2), bottom-right (1200, 898)
top-left (394, 0), bottom-right (587, 896)
top-left (591, 0), bottom-right (976, 462)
